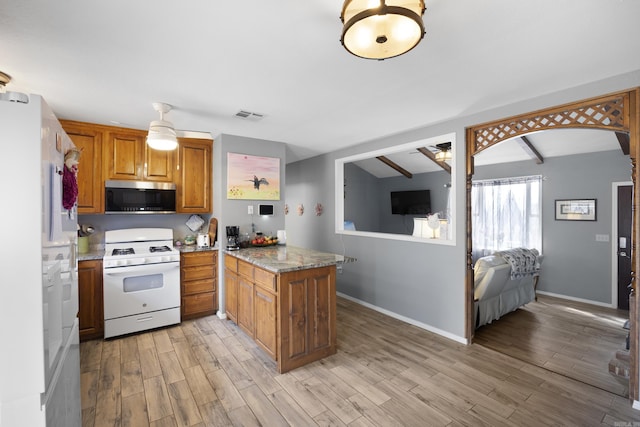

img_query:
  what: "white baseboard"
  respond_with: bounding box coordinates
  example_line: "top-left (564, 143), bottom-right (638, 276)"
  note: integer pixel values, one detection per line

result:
top-left (633, 400), bottom-right (640, 411)
top-left (337, 292), bottom-right (468, 345)
top-left (536, 290), bottom-right (615, 308)
top-left (217, 311), bottom-right (227, 320)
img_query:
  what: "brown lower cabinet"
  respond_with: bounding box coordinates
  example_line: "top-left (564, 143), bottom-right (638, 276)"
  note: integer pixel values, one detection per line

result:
top-left (224, 253), bottom-right (336, 373)
top-left (181, 251), bottom-right (218, 320)
top-left (78, 260), bottom-right (104, 341)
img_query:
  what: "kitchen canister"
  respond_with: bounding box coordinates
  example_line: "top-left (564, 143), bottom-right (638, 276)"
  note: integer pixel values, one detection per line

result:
top-left (78, 236), bottom-right (89, 254)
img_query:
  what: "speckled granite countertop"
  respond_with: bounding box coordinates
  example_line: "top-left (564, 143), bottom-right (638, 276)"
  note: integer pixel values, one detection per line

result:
top-left (224, 245), bottom-right (356, 273)
top-left (78, 250), bottom-right (105, 262)
top-left (176, 245), bottom-right (220, 254)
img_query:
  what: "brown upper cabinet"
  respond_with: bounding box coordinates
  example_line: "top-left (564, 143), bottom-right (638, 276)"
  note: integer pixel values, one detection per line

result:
top-left (60, 120), bottom-right (104, 214)
top-left (104, 129), bottom-right (175, 182)
top-left (60, 121), bottom-right (213, 214)
top-left (177, 138), bottom-right (212, 213)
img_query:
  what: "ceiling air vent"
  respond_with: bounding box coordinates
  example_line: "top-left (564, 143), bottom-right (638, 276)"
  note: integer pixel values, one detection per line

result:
top-left (234, 110), bottom-right (265, 122)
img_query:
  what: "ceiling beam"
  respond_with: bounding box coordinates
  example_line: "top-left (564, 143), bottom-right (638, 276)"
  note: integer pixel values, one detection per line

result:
top-left (376, 156), bottom-right (412, 178)
top-left (518, 136), bottom-right (544, 164)
top-left (416, 147), bottom-right (451, 174)
top-left (616, 131), bottom-right (630, 155)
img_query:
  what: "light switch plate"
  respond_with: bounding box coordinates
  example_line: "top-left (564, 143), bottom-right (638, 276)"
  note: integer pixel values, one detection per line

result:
top-left (248, 205), bottom-right (254, 215)
top-left (595, 234), bottom-right (609, 242)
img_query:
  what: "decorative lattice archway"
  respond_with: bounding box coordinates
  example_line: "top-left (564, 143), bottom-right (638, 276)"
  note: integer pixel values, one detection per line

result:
top-left (472, 93), bottom-right (629, 154)
top-left (465, 88), bottom-right (640, 401)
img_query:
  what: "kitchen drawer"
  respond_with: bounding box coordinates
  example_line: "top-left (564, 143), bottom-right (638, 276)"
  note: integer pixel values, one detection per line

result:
top-left (224, 254), bottom-right (238, 272)
top-left (182, 278), bottom-right (216, 296)
top-left (181, 265), bottom-right (214, 282)
top-left (181, 251), bottom-right (216, 267)
top-left (182, 292), bottom-right (215, 316)
top-left (254, 267), bottom-right (277, 293)
top-left (238, 260), bottom-right (254, 280)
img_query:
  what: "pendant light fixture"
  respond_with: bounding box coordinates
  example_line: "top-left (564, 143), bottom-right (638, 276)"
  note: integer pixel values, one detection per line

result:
top-left (340, 0), bottom-right (426, 60)
top-left (146, 102), bottom-right (178, 151)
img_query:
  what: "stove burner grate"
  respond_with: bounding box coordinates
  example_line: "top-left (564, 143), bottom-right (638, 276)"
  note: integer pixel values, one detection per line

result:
top-left (149, 245), bottom-right (172, 253)
top-left (112, 248), bottom-right (135, 256)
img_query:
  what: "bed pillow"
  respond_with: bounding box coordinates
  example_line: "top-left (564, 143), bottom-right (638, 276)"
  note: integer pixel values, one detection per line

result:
top-left (474, 255), bottom-right (507, 285)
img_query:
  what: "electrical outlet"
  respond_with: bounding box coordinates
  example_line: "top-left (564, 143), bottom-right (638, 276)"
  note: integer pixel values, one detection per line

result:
top-left (248, 205), bottom-right (254, 215)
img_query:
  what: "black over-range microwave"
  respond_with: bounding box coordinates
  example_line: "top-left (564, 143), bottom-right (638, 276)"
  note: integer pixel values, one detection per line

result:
top-left (105, 180), bottom-right (176, 214)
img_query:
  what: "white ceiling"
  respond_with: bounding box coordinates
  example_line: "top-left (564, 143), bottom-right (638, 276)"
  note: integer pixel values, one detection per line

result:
top-left (350, 128), bottom-right (622, 178)
top-left (1, 1), bottom-right (639, 164)
top-left (473, 129), bottom-right (621, 166)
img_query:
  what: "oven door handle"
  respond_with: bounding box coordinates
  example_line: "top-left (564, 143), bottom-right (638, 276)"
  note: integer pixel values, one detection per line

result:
top-left (104, 262), bottom-right (179, 276)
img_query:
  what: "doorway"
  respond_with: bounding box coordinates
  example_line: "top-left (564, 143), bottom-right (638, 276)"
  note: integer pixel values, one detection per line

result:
top-left (615, 183), bottom-right (633, 310)
top-left (465, 88), bottom-right (640, 401)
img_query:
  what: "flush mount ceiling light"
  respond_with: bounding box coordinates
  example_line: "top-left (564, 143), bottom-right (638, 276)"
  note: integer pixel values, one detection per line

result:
top-left (147, 102), bottom-right (178, 151)
top-left (0, 71), bottom-right (29, 103)
top-left (340, 0), bottom-right (426, 60)
top-left (0, 71), bottom-right (11, 89)
top-left (435, 142), bottom-right (452, 161)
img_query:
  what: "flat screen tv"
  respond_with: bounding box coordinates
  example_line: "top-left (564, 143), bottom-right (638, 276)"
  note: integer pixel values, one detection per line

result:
top-left (390, 190), bottom-right (431, 215)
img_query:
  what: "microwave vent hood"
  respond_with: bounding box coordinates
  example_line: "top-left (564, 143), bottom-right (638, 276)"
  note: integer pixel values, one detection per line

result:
top-left (105, 180), bottom-right (176, 214)
top-left (105, 180), bottom-right (176, 190)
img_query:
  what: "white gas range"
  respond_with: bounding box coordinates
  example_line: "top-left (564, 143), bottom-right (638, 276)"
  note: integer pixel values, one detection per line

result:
top-left (103, 228), bottom-right (181, 338)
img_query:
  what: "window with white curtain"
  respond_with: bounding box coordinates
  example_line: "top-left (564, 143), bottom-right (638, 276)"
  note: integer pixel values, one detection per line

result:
top-left (471, 175), bottom-right (542, 261)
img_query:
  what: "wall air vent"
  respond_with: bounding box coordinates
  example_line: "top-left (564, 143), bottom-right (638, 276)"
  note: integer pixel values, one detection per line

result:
top-left (234, 110), bottom-right (265, 121)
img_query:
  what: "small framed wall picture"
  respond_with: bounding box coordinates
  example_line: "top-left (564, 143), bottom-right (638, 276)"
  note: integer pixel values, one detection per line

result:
top-left (555, 199), bottom-right (597, 221)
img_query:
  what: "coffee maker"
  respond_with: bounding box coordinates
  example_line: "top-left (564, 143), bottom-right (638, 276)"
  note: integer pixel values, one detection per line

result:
top-left (226, 225), bottom-right (240, 250)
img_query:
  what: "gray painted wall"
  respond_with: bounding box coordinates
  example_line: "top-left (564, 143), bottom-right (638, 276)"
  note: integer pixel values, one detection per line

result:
top-left (285, 70), bottom-right (640, 341)
top-left (344, 163), bottom-right (451, 235)
top-left (344, 163), bottom-right (383, 233)
top-left (213, 134), bottom-right (287, 313)
top-left (76, 213), bottom-right (218, 250)
top-left (377, 170), bottom-right (451, 235)
top-left (474, 150), bottom-right (631, 304)
top-left (286, 137), bottom-right (467, 340)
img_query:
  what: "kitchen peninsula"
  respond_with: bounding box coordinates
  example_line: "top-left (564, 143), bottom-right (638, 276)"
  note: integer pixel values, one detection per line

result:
top-left (224, 245), bottom-right (353, 373)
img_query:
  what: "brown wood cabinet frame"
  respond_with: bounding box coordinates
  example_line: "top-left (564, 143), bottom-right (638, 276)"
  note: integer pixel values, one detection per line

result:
top-left (465, 88), bottom-right (640, 402)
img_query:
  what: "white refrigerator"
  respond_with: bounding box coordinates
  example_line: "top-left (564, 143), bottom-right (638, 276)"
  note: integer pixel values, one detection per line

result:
top-left (0, 94), bottom-right (81, 426)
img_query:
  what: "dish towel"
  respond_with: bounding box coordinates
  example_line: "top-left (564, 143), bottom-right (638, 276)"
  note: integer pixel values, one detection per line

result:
top-left (496, 248), bottom-right (540, 279)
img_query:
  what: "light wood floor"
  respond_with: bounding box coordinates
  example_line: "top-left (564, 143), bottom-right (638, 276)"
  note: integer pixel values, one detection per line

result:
top-left (474, 294), bottom-right (630, 398)
top-left (80, 297), bottom-right (640, 426)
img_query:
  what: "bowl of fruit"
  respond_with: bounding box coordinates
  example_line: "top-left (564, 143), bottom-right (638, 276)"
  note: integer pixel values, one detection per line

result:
top-left (250, 234), bottom-right (278, 247)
